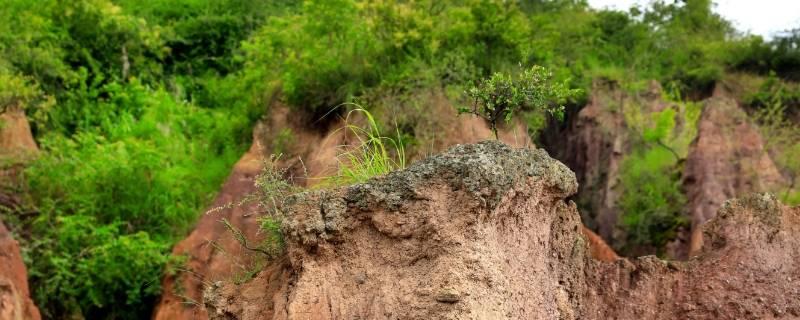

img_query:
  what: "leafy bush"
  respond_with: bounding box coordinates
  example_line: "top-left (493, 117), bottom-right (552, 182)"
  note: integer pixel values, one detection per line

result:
top-left (240, 0), bottom-right (535, 115)
top-left (747, 74), bottom-right (800, 114)
top-left (115, 0), bottom-right (294, 76)
top-left (0, 0), bottom-right (273, 316)
top-left (0, 68), bottom-right (53, 116)
top-left (618, 148), bottom-right (688, 253)
top-left (732, 28), bottom-right (800, 81)
top-left (458, 66), bottom-right (580, 138)
top-left (21, 83), bottom-right (247, 318)
top-left (26, 215), bottom-right (170, 319)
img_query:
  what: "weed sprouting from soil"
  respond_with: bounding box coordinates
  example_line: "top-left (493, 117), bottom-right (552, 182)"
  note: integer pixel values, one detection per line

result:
top-left (328, 107), bottom-right (406, 185)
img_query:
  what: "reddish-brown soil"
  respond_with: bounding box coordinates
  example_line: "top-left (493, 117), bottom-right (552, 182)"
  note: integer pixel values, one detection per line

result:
top-left (152, 101), bottom-right (352, 319)
top-left (680, 87), bottom-right (785, 257)
top-left (0, 108), bottom-right (38, 156)
top-left (204, 142), bottom-right (799, 320)
top-left (0, 108), bottom-right (41, 320)
top-left (0, 222), bottom-right (40, 320)
top-left (584, 194), bottom-right (800, 319)
top-left (205, 142), bottom-right (586, 319)
top-left (582, 226), bottom-right (620, 262)
top-left (152, 127), bottom-right (267, 320)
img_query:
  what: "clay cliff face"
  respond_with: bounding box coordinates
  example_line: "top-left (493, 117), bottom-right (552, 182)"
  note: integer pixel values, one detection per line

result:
top-left (205, 141), bottom-right (586, 319)
top-left (0, 108), bottom-right (38, 156)
top-left (0, 108), bottom-right (41, 320)
top-left (204, 142), bottom-right (799, 319)
top-left (546, 80), bottom-right (787, 258)
top-left (584, 194), bottom-right (800, 319)
top-left (153, 103), bottom-right (348, 320)
top-left (681, 88), bottom-right (785, 256)
top-left (0, 222), bottom-right (41, 320)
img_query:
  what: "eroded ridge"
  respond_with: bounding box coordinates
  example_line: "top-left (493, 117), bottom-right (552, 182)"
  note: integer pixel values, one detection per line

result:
top-left (206, 142), bottom-right (799, 320)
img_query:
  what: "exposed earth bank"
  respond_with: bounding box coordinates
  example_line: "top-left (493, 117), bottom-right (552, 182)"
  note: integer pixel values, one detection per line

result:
top-left (681, 86), bottom-right (785, 257)
top-left (0, 108), bottom-right (41, 320)
top-left (542, 80), bottom-right (787, 258)
top-left (0, 222), bottom-right (40, 320)
top-left (203, 142), bottom-right (799, 319)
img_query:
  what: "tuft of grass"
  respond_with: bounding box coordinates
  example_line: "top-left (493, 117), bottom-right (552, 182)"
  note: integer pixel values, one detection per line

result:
top-left (329, 108), bottom-right (406, 185)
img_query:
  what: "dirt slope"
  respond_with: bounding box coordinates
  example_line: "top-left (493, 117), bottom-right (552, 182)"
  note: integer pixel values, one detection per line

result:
top-left (153, 102), bottom-right (351, 319)
top-left (152, 125), bottom-right (267, 319)
top-left (681, 87), bottom-right (784, 257)
top-left (205, 142), bottom-right (799, 319)
top-left (581, 226), bottom-right (620, 262)
top-left (0, 222), bottom-right (40, 320)
top-left (0, 108), bottom-right (41, 320)
top-left (154, 100), bottom-right (532, 320)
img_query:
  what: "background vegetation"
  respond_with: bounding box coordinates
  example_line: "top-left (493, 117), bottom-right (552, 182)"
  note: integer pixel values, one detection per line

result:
top-left (0, 0), bottom-right (797, 318)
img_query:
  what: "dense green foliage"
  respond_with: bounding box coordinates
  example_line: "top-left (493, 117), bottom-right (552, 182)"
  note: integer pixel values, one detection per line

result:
top-left (618, 147), bottom-right (688, 251)
top-left (732, 29), bottom-right (800, 81)
top-left (0, 0), bottom-right (798, 318)
top-left (0, 0), bottom-right (272, 318)
top-left (240, 0), bottom-right (746, 113)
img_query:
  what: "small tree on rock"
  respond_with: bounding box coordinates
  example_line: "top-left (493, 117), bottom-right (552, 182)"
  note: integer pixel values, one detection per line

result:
top-left (459, 66), bottom-right (580, 139)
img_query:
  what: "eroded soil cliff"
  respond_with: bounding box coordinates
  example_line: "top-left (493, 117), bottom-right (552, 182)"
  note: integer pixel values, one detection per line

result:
top-left (681, 87), bottom-right (785, 256)
top-left (0, 222), bottom-right (40, 320)
top-left (0, 108), bottom-right (41, 320)
top-left (154, 99), bottom-right (533, 319)
top-left (545, 80), bottom-right (788, 258)
top-left (204, 142), bottom-right (799, 319)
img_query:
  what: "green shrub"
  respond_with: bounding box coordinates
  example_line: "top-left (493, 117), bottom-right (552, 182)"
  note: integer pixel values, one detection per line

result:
top-left (0, 69), bottom-right (53, 116)
top-left (459, 66), bottom-right (580, 139)
top-left (747, 74), bottom-right (800, 113)
top-left (752, 81), bottom-right (800, 205)
top-left (21, 83), bottom-right (249, 318)
top-left (26, 215), bottom-right (170, 319)
top-left (731, 28), bottom-right (800, 81)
